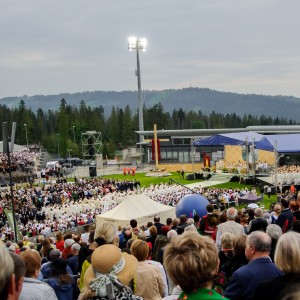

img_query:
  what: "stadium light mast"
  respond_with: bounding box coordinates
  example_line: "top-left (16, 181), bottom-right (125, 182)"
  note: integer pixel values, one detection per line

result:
top-left (128, 36), bottom-right (147, 143)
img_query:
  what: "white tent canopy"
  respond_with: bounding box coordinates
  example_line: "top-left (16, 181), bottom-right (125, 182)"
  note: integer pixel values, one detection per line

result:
top-left (96, 194), bottom-right (176, 228)
top-left (0, 141), bottom-right (27, 153)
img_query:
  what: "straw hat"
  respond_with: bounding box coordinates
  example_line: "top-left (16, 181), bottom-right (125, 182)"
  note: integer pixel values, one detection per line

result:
top-left (84, 244), bottom-right (138, 289)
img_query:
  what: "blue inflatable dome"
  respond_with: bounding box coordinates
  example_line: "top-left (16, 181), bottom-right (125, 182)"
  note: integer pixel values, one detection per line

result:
top-left (176, 194), bottom-right (209, 218)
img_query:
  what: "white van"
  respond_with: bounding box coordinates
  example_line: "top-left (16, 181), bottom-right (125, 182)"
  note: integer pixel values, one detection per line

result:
top-left (46, 161), bottom-right (60, 170)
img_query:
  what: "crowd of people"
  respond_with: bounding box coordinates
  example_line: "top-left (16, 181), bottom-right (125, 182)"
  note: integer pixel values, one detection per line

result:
top-left (1, 149), bottom-right (300, 299)
top-left (1, 194), bottom-right (300, 300)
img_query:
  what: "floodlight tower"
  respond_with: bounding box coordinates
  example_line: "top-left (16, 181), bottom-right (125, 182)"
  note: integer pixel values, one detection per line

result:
top-left (128, 36), bottom-right (147, 143)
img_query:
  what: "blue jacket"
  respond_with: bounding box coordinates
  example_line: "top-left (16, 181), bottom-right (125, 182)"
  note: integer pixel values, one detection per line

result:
top-left (224, 257), bottom-right (283, 300)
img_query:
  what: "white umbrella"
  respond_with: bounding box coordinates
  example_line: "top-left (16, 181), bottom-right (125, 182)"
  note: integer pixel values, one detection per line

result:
top-left (248, 203), bottom-right (259, 209)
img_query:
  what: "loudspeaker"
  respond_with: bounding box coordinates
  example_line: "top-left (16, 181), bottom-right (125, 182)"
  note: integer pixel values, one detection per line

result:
top-left (89, 166), bottom-right (97, 177)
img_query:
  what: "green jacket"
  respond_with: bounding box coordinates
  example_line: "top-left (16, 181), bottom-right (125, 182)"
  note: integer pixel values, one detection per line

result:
top-left (178, 288), bottom-right (229, 299)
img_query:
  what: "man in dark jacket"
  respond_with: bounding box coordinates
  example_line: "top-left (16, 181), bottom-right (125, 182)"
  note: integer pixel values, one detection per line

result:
top-left (247, 208), bottom-right (268, 234)
top-left (276, 198), bottom-right (294, 233)
top-left (224, 231), bottom-right (282, 300)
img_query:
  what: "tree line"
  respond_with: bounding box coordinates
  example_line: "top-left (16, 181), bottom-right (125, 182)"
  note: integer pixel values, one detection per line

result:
top-left (0, 99), bottom-right (298, 159)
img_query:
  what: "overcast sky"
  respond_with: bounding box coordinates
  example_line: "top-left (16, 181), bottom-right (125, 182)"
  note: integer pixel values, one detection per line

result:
top-left (0, 0), bottom-right (300, 99)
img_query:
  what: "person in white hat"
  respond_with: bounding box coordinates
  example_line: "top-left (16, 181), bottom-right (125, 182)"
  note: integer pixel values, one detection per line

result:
top-left (80, 244), bottom-right (142, 300)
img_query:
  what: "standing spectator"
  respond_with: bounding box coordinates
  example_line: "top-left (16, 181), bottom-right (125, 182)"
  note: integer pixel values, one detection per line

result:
top-left (216, 208), bottom-right (245, 251)
top-left (253, 232), bottom-right (300, 300)
top-left (290, 201), bottom-right (300, 220)
top-left (81, 225), bottom-right (90, 245)
top-left (79, 244), bottom-right (142, 300)
top-left (146, 225), bottom-right (158, 257)
top-left (276, 198), bottom-right (294, 233)
top-left (176, 215), bottom-right (189, 235)
top-left (48, 258), bottom-right (74, 300)
top-left (153, 225), bottom-right (170, 263)
top-left (154, 216), bottom-right (165, 235)
top-left (214, 235), bottom-right (248, 295)
top-left (131, 239), bottom-right (165, 300)
top-left (247, 208), bottom-right (268, 234)
top-left (67, 243), bottom-right (80, 275)
top-left (267, 186), bottom-right (272, 198)
top-left (19, 250), bottom-right (58, 300)
top-left (62, 239), bottom-right (75, 260)
top-left (55, 232), bottom-right (65, 252)
top-left (199, 204), bottom-right (219, 237)
top-left (0, 244), bottom-right (20, 300)
top-left (218, 232), bottom-right (234, 270)
top-left (224, 231), bottom-right (283, 300)
top-left (269, 204), bottom-right (282, 224)
top-left (266, 224), bottom-right (282, 262)
top-left (164, 231), bottom-right (228, 300)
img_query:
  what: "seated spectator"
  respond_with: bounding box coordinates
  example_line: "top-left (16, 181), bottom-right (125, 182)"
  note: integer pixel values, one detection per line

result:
top-left (19, 249), bottom-right (58, 300)
top-left (224, 231), bottom-right (283, 300)
top-left (253, 231), bottom-right (300, 300)
top-left (164, 231), bottom-right (228, 299)
top-left (0, 243), bottom-right (20, 300)
top-left (79, 244), bottom-right (142, 300)
top-left (131, 239), bottom-right (165, 299)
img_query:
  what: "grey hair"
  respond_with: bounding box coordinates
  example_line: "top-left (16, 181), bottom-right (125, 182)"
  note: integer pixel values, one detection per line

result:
top-left (266, 224), bottom-right (282, 240)
top-left (0, 244), bottom-right (14, 296)
top-left (254, 208), bottom-right (263, 218)
top-left (247, 231), bottom-right (271, 252)
top-left (227, 208), bottom-right (238, 220)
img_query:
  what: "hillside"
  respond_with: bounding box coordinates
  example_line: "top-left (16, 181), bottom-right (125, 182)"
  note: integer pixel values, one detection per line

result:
top-left (1, 88), bottom-right (300, 121)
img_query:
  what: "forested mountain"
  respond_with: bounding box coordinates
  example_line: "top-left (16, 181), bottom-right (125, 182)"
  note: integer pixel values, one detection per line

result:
top-left (0, 95), bottom-right (298, 159)
top-left (1, 87), bottom-right (300, 121)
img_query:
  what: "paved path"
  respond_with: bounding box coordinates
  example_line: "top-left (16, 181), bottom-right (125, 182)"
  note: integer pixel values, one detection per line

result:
top-left (185, 172), bottom-right (233, 189)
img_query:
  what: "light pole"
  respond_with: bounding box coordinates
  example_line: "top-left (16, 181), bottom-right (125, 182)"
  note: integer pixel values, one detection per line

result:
top-left (24, 123), bottom-right (29, 150)
top-left (72, 126), bottom-right (75, 142)
top-left (67, 148), bottom-right (71, 163)
top-left (57, 133), bottom-right (60, 158)
top-left (128, 36), bottom-right (147, 143)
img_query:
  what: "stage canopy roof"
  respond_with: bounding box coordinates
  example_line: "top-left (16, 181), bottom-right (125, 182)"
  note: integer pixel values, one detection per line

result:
top-left (193, 132), bottom-right (275, 151)
top-left (266, 134), bottom-right (300, 153)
